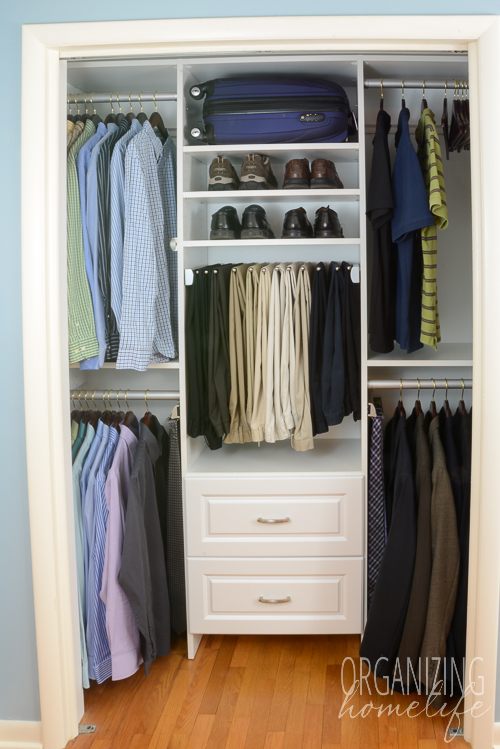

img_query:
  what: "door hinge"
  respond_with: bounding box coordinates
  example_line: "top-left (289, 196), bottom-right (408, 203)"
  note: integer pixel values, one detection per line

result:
top-left (448, 727), bottom-right (464, 737)
top-left (78, 725), bottom-right (96, 734)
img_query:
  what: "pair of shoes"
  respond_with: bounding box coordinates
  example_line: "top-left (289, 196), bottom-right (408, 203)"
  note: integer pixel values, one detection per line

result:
top-left (283, 158), bottom-right (344, 190)
top-left (282, 206), bottom-right (344, 239)
top-left (209, 154), bottom-right (278, 191)
top-left (210, 205), bottom-right (275, 240)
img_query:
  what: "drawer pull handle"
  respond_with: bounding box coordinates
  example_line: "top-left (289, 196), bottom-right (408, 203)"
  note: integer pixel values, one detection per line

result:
top-left (259, 596), bottom-right (291, 604)
top-left (257, 517), bottom-right (291, 524)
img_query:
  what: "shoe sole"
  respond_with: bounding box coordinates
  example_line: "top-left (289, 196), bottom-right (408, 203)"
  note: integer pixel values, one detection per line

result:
top-left (241, 228), bottom-right (275, 239)
top-left (281, 231), bottom-right (314, 239)
top-left (314, 230), bottom-right (344, 238)
top-left (208, 183), bottom-right (239, 191)
top-left (210, 229), bottom-right (238, 240)
top-left (310, 178), bottom-right (344, 189)
top-left (239, 182), bottom-right (270, 190)
top-left (282, 179), bottom-right (310, 189)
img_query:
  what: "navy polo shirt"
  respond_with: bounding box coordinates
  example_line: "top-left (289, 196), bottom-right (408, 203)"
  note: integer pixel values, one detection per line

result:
top-left (392, 108), bottom-right (433, 353)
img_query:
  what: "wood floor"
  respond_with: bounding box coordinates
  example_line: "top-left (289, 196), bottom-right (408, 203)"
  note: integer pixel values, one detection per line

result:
top-left (67, 634), bottom-right (470, 749)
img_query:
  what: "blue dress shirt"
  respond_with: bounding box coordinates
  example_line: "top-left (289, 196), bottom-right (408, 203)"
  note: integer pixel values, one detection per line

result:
top-left (77, 122), bottom-right (108, 369)
top-left (80, 419), bottom-right (103, 597)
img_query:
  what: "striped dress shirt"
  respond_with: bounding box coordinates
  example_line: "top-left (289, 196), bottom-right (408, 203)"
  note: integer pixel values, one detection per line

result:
top-left (96, 118), bottom-right (130, 361)
top-left (80, 419), bottom-right (103, 596)
top-left (67, 120), bottom-right (99, 364)
top-left (77, 122), bottom-right (108, 369)
top-left (110, 118), bottom-right (142, 332)
top-left (117, 122), bottom-right (177, 370)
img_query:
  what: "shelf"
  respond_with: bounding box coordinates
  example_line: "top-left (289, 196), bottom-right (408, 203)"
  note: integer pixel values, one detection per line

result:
top-left (183, 189), bottom-right (360, 201)
top-left (69, 359), bottom-right (180, 370)
top-left (187, 438), bottom-right (361, 475)
top-left (183, 143), bottom-right (359, 165)
top-left (367, 343), bottom-right (473, 368)
top-left (184, 238), bottom-right (361, 247)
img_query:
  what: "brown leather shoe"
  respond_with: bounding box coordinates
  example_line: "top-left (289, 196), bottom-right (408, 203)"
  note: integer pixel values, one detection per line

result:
top-left (310, 158), bottom-right (344, 189)
top-left (314, 206), bottom-right (344, 238)
top-left (283, 158), bottom-right (310, 189)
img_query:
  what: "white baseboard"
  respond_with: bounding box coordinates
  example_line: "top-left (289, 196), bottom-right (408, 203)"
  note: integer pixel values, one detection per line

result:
top-left (493, 721), bottom-right (500, 748)
top-left (0, 721), bottom-right (42, 749)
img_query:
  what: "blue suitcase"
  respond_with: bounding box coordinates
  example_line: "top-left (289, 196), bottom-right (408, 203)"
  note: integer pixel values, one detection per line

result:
top-left (189, 76), bottom-right (355, 145)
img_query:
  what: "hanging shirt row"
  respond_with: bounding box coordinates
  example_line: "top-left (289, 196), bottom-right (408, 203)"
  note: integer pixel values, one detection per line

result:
top-left (66, 115), bottom-right (178, 371)
top-left (362, 395), bottom-right (471, 698)
top-left (186, 260), bottom-right (361, 452)
top-left (368, 105), bottom-right (448, 355)
top-left (71, 404), bottom-right (186, 688)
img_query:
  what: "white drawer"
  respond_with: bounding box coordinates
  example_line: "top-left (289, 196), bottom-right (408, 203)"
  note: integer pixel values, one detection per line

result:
top-left (185, 476), bottom-right (363, 557)
top-left (187, 557), bottom-right (363, 634)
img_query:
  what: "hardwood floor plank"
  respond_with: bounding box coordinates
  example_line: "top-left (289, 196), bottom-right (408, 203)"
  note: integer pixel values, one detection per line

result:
top-left (260, 636), bottom-right (284, 682)
top-left (148, 669), bottom-right (196, 749)
top-left (418, 741), bottom-right (438, 749)
top-left (243, 679), bottom-right (276, 749)
top-left (199, 636), bottom-right (238, 715)
top-left (205, 667), bottom-right (245, 749)
top-left (358, 678), bottom-right (379, 749)
top-left (264, 732), bottom-right (285, 749)
top-left (396, 694), bottom-right (420, 749)
top-left (327, 636), bottom-right (347, 666)
top-left (88, 740), bottom-right (112, 749)
top-left (283, 670), bottom-right (310, 748)
top-left (375, 692), bottom-right (399, 749)
top-left (302, 704), bottom-right (324, 749)
top-left (181, 635), bottom-right (208, 671)
top-left (322, 665), bottom-right (342, 746)
top-left (308, 637), bottom-right (329, 705)
top-left (128, 735), bottom-right (153, 749)
top-left (166, 735), bottom-right (188, 749)
top-left (295, 636), bottom-right (314, 674)
top-left (173, 648), bottom-right (218, 734)
top-left (267, 638), bottom-right (299, 732)
top-left (234, 637), bottom-right (267, 718)
top-left (186, 715), bottom-right (215, 749)
top-left (225, 716), bottom-right (251, 748)
top-left (206, 635), bottom-right (224, 650)
top-left (231, 636), bottom-right (254, 668)
top-left (341, 661), bottom-right (359, 749)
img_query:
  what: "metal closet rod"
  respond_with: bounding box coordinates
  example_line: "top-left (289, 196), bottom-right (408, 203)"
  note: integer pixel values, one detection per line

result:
top-left (71, 389), bottom-right (180, 401)
top-left (69, 91), bottom-right (177, 104)
top-left (364, 79), bottom-right (466, 89)
top-left (368, 379), bottom-right (472, 390)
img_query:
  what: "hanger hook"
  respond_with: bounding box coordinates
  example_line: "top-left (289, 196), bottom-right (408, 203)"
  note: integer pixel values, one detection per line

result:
top-left (78, 390), bottom-right (84, 410)
top-left (445, 378), bottom-right (449, 398)
top-left (90, 92), bottom-right (97, 115)
top-left (107, 389), bottom-right (113, 410)
top-left (153, 91), bottom-right (158, 112)
top-left (71, 388), bottom-right (77, 409)
top-left (102, 389), bottom-right (108, 411)
top-left (380, 78), bottom-right (383, 100)
top-left (84, 92), bottom-right (88, 115)
top-left (422, 78), bottom-right (426, 99)
top-left (92, 389), bottom-right (97, 411)
top-left (145, 389), bottom-right (150, 413)
top-left (461, 378), bottom-right (465, 401)
top-left (402, 78), bottom-right (405, 101)
top-left (117, 92), bottom-right (122, 113)
top-left (417, 378), bottom-right (421, 403)
top-left (74, 93), bottom-right (80, 116)
top-left (116, 389), bottom-right (121, 411)
top-left (432, 378), bottom-right (436, 402)
top-left (129, 92), bottom-right (133, 112)
top-left (125, 389), bottom-right (131, 413)
top-left (138, 91), bottom-right (144, 113)
top-left (444, 78), bottom-right (447, 98)
top-left (399, 378), bottom-right (403, 404)
top-left (84, 390), bottom-right (90, 410)
top-left (67, 94), bottom-right (72, 115)
top-left (110, 92), bottom-right (115, 114)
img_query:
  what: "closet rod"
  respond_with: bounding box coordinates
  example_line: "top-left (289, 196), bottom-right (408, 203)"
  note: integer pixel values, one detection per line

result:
top-left (70, 389), bottom-right (180, 401)
top-left (69, 91), bottom-right (177, 103)
top-left (364, 79), bottom-right (464, 90)
top-left (368, 379), bottom-right (472, 390)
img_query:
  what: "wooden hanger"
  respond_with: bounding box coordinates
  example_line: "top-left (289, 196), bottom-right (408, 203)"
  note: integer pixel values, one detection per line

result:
top-left (429, 378), bottom-right (437, 419)
top-left (73, 94), bottom-right (85, 124)
top-left (89, 93), bottom-right (103, 128)
top-left (90, 389), bottom-right (102, 429)
top-left (115, 92), bottom-right (127, 125)
top-left (459, 378), bottom-right (467, 415)
top-left (81, 390), bottom-right (93, 425)
top-left (149, 91), bottom-right (169, 140)
top-left (142, 389), bottom-right (154, 427)
top-left (444, 378), bottom-right (452, 418)
top-left (122, 389), bottom-right (136, 427)
top-left (113, 389), bottom-right (125, 429)
top-left (105, 390), bottom-right (116, 426)
top-left (421, 79), bottom-right (428, 114)
top-left (74, 389), bottom-right (85, 424)
top-left (104, 92), bottom-right (117, 126)
top-left (397, 379), bottom-right (405, 417)
top-left (414, 379), bottom-right (423, 416)
top-left (126, 92), bottom-right (137, 123)
top-left (100, 389), bottom-right (109, 422)
top-left (136, 91), bottom-right (148, 126)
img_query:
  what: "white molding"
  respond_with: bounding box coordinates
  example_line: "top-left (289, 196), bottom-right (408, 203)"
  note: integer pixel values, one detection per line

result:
top-left (0, 721), bottom-right (42, 749)
top-left (20, 14), bottom-right (500, 749)
top-left (494, 721), bottom-right (500, 747)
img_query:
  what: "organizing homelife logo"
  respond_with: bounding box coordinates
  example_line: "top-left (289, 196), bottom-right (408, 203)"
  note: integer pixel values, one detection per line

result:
top-left (339, 657), bottom-right (489, 743)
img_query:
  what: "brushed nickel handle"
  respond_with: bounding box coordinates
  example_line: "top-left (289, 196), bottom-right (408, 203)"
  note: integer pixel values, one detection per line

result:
top-left (257, 517), bottom-right (291, 524)
top-left (259, 596), bottom-right (291, 604)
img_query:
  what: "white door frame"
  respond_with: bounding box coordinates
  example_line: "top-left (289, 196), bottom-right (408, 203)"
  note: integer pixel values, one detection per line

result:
top-left (21, 15), bottom-right (500, 749)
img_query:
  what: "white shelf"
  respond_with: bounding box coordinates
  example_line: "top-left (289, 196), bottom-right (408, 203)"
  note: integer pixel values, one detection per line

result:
top-left (184, 238), bottom-right (361, 247)
top-left (367, 343), bottom-right (472, 368)
top-left (187, 438), bottom-right (362, 475)
top-left (183, 143), bottom-right (359, 164)
top-left (183, 189), bottom-right (360, 201)
top-left (70, 359), bottom-right (180, 370)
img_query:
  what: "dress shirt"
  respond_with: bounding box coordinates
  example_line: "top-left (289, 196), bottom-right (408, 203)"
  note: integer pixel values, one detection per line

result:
top-left (77, 122), bottom-right (108, 368)
top-left (97, 118), bottom-right (130, 361)
top-left (72, 421), bottom-right (95, 688)
top-left (67, 120), bottom-right (84, 154)
top-left (101, 420), bottom-right (143, 680)
top-left (110, 118), bottom-right (142, 331)
top-left (86, 123), bottom-right (118, 360)
top-left (80, 419), bottom-right (103, 592)
top-left (67, 120), bottom-right (99, 364)
top-left (84, 421), bottom-right (110, 681)
top-left (72, 420), bottom-right (86, 463)
top-left (119, 419), bottom-right (171, 675)
top-left (71, 419), bottom-right (78, 447)
top-left (117, 123), bottom-right (177, 370)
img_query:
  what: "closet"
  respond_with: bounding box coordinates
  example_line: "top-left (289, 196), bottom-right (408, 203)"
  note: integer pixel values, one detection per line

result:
top-left (65, 49), bottom-right (472, 686)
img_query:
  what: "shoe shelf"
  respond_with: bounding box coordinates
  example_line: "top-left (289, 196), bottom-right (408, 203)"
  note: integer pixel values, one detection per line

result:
top-left (183, 238), bottom-right (362, 247)
top-left (367, 343), bottom-right (473, 367)
top-left (183, 189), bottom-right (361, 201)
top-left (183, 143), bottom-right (360, 164)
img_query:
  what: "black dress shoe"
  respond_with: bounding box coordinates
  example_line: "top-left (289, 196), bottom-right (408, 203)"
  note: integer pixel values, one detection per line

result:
top-left (210, 206), bottom-right (241, 239)
top-left (281, 207), bottom-right (313, 239)
top-left (314, 206), bottom-right (344, 238)
top-left (241, 205), bottom-right (275, 239)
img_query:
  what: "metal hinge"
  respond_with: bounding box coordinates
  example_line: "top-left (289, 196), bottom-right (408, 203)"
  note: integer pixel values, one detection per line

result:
top-left (448, 727), bottom-right (464, 737)
top-left (78, 725), bottom-right (96, 734)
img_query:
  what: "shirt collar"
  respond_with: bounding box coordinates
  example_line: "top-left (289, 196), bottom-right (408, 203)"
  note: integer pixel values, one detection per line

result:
top-left (120, 417), bottom-right (140, 445)
top-left (141, 120), bottom-right (163, 161)
top-left (131, 118), bottom-right (142, 134)
top-left (139, 419), bottom-right (162, 464)
top-left (96, 122), bottom-right (107, 138)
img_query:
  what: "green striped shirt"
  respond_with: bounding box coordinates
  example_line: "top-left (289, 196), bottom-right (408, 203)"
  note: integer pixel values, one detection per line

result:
top-left (67, 120), bottom-right (99, 364)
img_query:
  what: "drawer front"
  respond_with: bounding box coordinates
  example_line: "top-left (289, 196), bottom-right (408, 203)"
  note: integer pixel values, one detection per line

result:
top-left (185, 476), bottom-right (363, 557)
top-left (188, 557), bottom-right (363, 634)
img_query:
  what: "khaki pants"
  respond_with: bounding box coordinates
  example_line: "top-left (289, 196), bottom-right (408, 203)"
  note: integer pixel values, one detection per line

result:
top-left (251, 264), bottom-right (277, 442)
top-left (225, 264), bottom-right (253, 444)
top-left (245, 263), bottom-right (265, 427)
top-left (281, 263), bottom-right (301, 433)
top-left (291, 263), bottom-right (314, 452)
top-left (265, 264), bottom-right (289, 443)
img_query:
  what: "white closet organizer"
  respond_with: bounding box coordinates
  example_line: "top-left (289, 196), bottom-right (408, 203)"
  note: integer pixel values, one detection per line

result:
top-left (66, 52), bottom-right (471, 655)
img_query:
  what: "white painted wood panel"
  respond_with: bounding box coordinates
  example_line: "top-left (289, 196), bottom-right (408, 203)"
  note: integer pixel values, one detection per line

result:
top-left (188, 557), bottom-right (363, 634)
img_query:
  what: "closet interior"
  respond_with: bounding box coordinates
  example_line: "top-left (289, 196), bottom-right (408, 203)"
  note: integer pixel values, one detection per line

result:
top-left (65, 50), bottom-right (472, 692)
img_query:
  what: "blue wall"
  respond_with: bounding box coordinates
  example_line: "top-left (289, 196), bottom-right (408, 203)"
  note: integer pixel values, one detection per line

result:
top-left (2, 0), bottom-right (498, 725)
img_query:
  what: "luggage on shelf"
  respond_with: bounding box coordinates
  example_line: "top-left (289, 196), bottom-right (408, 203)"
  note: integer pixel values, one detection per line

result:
top-left (189, 76), bottom-right (355, 145)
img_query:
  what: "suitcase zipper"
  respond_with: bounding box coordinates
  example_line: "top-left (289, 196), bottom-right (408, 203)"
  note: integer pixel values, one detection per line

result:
top-left (203, 96), bottom-right (350, 117)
